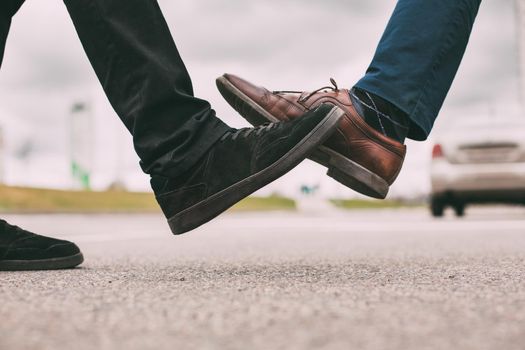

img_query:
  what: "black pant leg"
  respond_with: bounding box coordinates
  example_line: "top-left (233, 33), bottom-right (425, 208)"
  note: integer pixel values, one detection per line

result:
top-left (0, 0), bottom-right (25, 68)
top-left (63, 0), bottom-right (229, 178)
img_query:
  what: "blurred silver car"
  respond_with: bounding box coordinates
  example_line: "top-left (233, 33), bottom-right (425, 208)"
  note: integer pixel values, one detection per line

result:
top-left (430, 116), bottom-right (525, 217)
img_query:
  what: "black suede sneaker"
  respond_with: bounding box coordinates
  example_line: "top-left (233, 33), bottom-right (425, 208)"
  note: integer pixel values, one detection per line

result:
top-left (0, 219), bottom-right (84, 271)
top-left (152, 103), bottom-right (344, 235)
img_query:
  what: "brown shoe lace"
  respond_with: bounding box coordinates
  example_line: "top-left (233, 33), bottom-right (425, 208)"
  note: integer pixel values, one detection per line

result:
top-left (272, 78), bottom-right (340, 103)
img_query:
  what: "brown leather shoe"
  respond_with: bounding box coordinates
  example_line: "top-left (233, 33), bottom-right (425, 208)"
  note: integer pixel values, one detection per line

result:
top-left (216, 74), bottom-right (407, 199)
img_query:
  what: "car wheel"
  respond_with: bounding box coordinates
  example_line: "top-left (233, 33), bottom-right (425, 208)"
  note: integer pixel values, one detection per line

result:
top-left (454, 203), bottom-right (466, 217)
top-left (431, 197), bottom-right (445, 217)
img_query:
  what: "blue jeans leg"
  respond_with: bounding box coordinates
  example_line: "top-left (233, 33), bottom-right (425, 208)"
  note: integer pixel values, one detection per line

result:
top-left (355, 0), bottom-right (482, 141)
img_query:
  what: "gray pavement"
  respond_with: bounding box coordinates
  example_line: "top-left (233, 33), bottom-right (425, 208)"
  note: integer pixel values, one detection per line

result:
top-left (1, 206), bottom-right (525, 350)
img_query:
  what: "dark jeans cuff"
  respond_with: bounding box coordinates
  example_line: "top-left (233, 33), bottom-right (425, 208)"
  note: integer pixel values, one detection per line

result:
top-left (140, 118), bottom-right (230, 178)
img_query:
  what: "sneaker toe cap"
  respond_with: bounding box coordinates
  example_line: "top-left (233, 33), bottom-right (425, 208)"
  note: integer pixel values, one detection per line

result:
top-left (4, 236), bottom-right (81, 261)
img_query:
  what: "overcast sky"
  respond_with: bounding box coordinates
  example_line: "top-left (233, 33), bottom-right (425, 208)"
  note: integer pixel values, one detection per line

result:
top-left (0, 0), bottom-right (520, 198)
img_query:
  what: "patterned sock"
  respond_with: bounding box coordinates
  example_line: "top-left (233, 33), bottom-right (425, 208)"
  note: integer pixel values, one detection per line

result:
top-left (349, 87), bottom-right (410, 143)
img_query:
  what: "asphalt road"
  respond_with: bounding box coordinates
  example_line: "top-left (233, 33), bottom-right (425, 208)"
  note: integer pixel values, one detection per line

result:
top-left (1, 206), bottom-right (525, 350)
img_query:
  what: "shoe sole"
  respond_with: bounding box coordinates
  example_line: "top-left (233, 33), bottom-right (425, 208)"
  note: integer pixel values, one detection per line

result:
top-left (167, 104), bottom-right (344, 235)
top-left (0, 252), bottom-right (84, 271)
top-left (216, 76), bottom-right (389, 199)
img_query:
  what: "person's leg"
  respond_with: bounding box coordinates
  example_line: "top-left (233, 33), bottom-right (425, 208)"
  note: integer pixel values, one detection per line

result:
top-left (0, 0), bottom-right (25, 68)
top-left (354, 0), bottom-right (482, 141)
top-left (62, 0), bottom-right (230, 178)
top-left (0, 1), bottom-right (84, 271)
top-left (216, 0), bottom-right (482, 199)
top-left (62, 0), bottom-right (344, 234)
